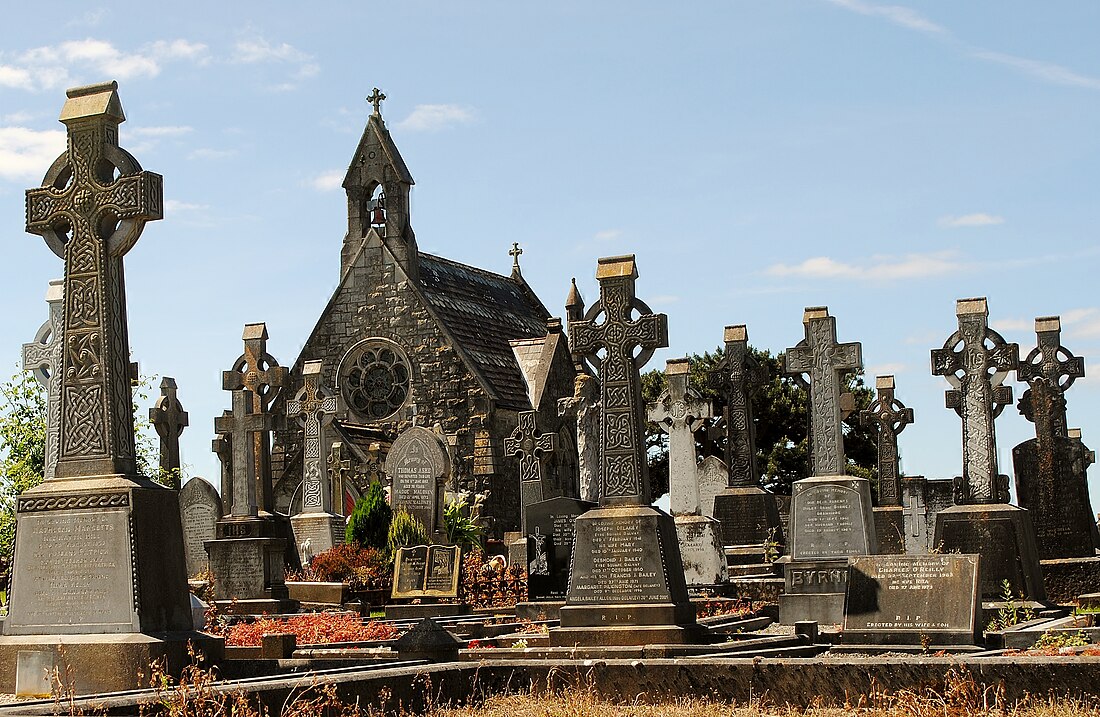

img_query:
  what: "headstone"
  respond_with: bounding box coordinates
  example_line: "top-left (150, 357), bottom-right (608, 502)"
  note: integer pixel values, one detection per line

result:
top-left (505, 410), bottom-right (558, 533)
top-left (1012, 317), bottom-right (1096, 559)
top-left (900, 476), bottom-right (954, 554)
top-left (0, 82), bottom-right (204, 694)
top-left (524, 496), bottom-right (596, 602)
top-left (861, 376), bottom-right (915, 554)
top-left (386, 426), bottom-right (451, 537)
top-left (148, 377), bottom-right (188, 489)
top-left (558, 373), bottom-right (601, 503)
top-left (178, 477), bottom-right (222, 576)
top-left (328, 441), bottom-right (355, 516)
top-left (707, 325), bottom-right (784, 550)
top-left (648, 358), bottom-right (726, 585)
top-left (288, 360), bottom-right (345, 553)
top-left (780, 307), bottom-right (876, 624)
top-left (697, 456), bottom-right (726, 519)
top-left (21, 279), bottom-right (63, 482)
top-left (842, 554), bottom-right (981, 646)
top-left (930, 298), bottom-right (1045, 601)
top-left (391, 544), bottom-right (461, 599)
top-left (550, 255), bottom-right (699, 647)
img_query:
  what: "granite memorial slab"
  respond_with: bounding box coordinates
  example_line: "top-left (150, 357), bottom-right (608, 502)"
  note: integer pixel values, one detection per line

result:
top-left (179, 477), bottom-right (222, 576)
top-left (525, 495), bottom-right (596, 601)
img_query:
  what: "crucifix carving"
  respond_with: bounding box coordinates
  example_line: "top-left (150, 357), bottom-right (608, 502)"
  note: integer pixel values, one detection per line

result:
top-left (931, 297), bottom-right (1018, 504)
top-left (22, 279), bottom-right (64, 481)
top-left (860, 375), bottom-right (914, 506)
top-left (570, 255), bottom-right (668, 505)
top-left (149, 376), bottom-right (188, 488)
top-left (223, 322), bottom-right (288, 512)
top-left (25, 81), bottom-right (163, 480)
top-left (904, 479), bottom-right (927, 538)
top-left (367, 88), bottom-right (386, 116)
top-left (784, 307), bottom-right (862, 477)
top-left (649, 358), bottom-right (711, 515)
top-left (707, 325), bottom-right (763, 488)
top-left (215, 389), bottom-right (273, 518)
top-left (288, 360), bottom-right (340, 513)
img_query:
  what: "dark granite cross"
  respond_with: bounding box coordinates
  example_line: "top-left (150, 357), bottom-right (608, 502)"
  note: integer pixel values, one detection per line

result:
top-left (784, 307), bottom-right (862, 477)
top-left (707, 325), bottom-right (763, 488)
top-left (367, 88), bottom-right (386, 115)
top-left (1017, 316), bottom-right (1083, 440)
top-left (223, 322), bottom-right (288, 512)
top-left (570, 255), bottom-right (668, 504)
top-left (649, 358), bottom-right (711, 515)
top-left (505, 410), bottom-right (557, 530)
top-left (215, 389), bottom-right (273, 518)
top-left (1070, 428), bottom-right (1096, 468)
top-left (25, 81), bottom-right (162, 479)
top-left (328, 441), bottom-right (354, 515)
top-left (211, 418), bottom-right (232, 512)
top-left (148, 377), bottom-right (189, 489)
top-left (288, 360), bottom-right (340, 513)
top-left (22, 279), bottom-right (64, 481)
top-left (860, 375), bottom-right (914, 507)
top-left (931, 297), bottom-right (1018, 504)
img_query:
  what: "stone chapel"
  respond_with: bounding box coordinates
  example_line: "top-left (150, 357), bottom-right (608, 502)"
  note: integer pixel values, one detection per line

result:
top-left (269, 93), bottom-right (579, 539)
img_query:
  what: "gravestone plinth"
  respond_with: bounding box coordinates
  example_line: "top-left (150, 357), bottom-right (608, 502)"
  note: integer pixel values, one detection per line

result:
top-left (204, 533), bottom-right (294, 614)
top-left (713, 486), bottom-right (784, 549)
top-left (551, 504), bottom-right (703, 646)
top-left (842, 554), bottom-right (981, 646)
top-left (179, 477), bottom-right (222, 576)
top-left (1014, 435), bottom-right (1096, 558)
top-left (934, 504), bottom-right (1046, 602)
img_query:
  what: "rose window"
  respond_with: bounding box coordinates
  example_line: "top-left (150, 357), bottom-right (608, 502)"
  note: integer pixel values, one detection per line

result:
top-left (342, 342), bottom-right (411, 421)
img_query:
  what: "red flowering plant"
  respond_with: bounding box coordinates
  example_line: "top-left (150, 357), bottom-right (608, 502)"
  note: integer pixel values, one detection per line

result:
top-left (226, 612), bottom-right (399, 646)
top-left (291, 543), bottom-right (393, 593)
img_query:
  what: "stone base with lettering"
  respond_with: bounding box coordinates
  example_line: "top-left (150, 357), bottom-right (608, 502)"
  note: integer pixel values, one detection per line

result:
top-left (712, 486), bottom-right (785, 549)
top-left (1040, 556), bottom-right (1100, 605)
top-left (291, 512), bottom-right (345, 557)
top-left (550, 505), bottom-right (702, 647)
top-left (934, 503), bottom-right (1046, 602)
top-left (205, 536), bottom-right (293, 612)
top-left (675, 514), bottom-right (728, 585)
top-left (841, 554), bottom-right (981, 646)
top-left (0, 632), bottom-right (224, 695)
top-left (778, 557), bottom-right (849, 625)
top-left (515, 600), bottom-right (565, 621)
top-left (789, 475), bottom-right (878, 560)
top-left (4, 478), bottom-right (193, 636)
top-left (873, 506), bottom-right (906, 555)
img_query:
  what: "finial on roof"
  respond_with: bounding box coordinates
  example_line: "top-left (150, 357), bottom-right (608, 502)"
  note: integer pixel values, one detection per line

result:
top-left (509, 242), bottom-right (523, 279)
top-left (565, 277), bottom-right (583, 309)
top-left (367, 87), bottom-right (386, 117)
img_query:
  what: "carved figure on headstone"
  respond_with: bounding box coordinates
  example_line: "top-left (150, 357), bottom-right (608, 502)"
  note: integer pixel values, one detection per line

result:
top-left (22, 279), bottom-right (63, 482)
top-left (149, 377), bottom-right (188, 489)
top-left (860, 376), bottom-right (914, 507)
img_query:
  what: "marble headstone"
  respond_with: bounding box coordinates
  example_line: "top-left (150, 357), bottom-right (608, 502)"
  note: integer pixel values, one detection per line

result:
top-left (179, 477), bottom-right (222, 576)
top-left (386, 426), bottom-right (451, 536)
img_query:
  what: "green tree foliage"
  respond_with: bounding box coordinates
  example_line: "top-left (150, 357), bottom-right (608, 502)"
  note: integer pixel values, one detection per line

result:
top-left (387, 507), bottom-right (428, 553)
top-left (345, 480), bottom-right (392, 550)
top-left (443, 496), bottom-right (483, 551)
top-left (642, 345), bottom-right (877, 500)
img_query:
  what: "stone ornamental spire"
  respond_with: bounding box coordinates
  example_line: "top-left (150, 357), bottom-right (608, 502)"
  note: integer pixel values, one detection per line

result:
top-left (25, 81), bottom-right (163, 480)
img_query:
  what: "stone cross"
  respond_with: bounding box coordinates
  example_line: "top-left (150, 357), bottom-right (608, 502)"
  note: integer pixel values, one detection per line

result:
top-left (707, 325), bottom-right (762, 488)
top-left (784, 307), bottom-right (862, 477)
top-left (21, 279), bottom-right (64, 481)
top-left (505, 410), bottom-right (557, 531)
top-left (148, 377), bottom-right (188, 488)
top-left (570, 255), bottom-right (669, 505)
top-left (214, 390), bottom-right (272, 518)
top-left (558, 373), bottom-right (601, 503)
top-left (1070, 428), bottom-right (1096, 468)
top-left (288, 360), bottom-right (340, 513)
top-left (649, 358), bottom-right (712, 515)
top-left (223, 322), bottom-right (288, 512)
top-left (904, 479), bottom-right (928, 538)
top-left (931, 297), bottom-right (1018, 504)
top-left (211, 418), bottom-right (232, 513)
top-left (1016, 316), bottom-right (1083, 440)
top-left (328, 441), bottom-right (354, 515)
top-left (367, 87), bottom-right (386, 115)
top-left (25, 81), bottom-right (163, 480)
top-left (859, 375), bottom-right (914, 506)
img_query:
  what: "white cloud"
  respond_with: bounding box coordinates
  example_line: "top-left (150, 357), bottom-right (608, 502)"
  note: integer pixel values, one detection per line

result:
top-left (766, 251), bottom-right (962, 281)
top-left (164, 199), bottom-right (206, 212)
top-left (0, 127), bottom-right (65, 181)
top-left (648, 295), bottom-right (680, 306)
top-left (824, 0), bottom-right (945, 35)
top-left (1, 111), bottom-right (35, 124)
top-left (308, 170), bottom-right (344, 192)
top-left (130, 125), bottom-right (193, 137)
top-left (1061, 308), bottom-right (1100, 326)
top-left (188, 147), bottom-right (237, 160)
top-left (939, 213), bottom-right (1005, 228)
top-left (990, 318), bottom-right (1031, 333)
top-left (230, 34), bottom-right (317, 91)
top-left (149, 39), bottom-right (208, 62)
top-left (594, 229), bottom-right (622, 241)
top-left (0, 65), bottom-right (33, 90)
top-left (397, 104), bottom-right (475, 132)
top-left (973, 51), bottom-right (1100, 91)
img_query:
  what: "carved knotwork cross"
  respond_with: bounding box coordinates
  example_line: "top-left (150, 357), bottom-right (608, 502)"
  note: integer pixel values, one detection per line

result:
top-left (505, 411), bottom-right (556, 485)
top-left (707, 325), bottom-right (764, 488)
top-left (288, 361), bottom-right (340, 512)
top-left (860, 376), bottom-right (914, 506)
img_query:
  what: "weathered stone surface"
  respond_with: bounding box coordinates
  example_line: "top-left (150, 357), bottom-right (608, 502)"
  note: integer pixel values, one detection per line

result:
top-left (386, 426), bottom-right (450, 535)
top-left (179, 477), bottom-right (222, 576)
top-left (21, 279), bottom-right (63, 482)
top-left (559, 372), bottom-right (601, 503)
top-left (697, 455), bottom-right (726, 518)
top-left (505, 410), bottom-right (558, 532)
top-left (526, 495), bottom-right (596, 601)
top-left (391, 544), bottom-right (461, 598)
top-left (843, 554), bottom-right (981, 645)
top-left (674, 514), bottom-right (727, 585)
top-left (288, 360), bottom-right (345, 554)
top-left (934, 503), bottom-right (1046, 601)
top-left (860, 376), bottom-right (914, 507)
top-left (901, 476), bottom-right (953, 554)
top-left (873, 506), bottom-right (906, 555)
top-left (394, 617), bottom-right (464, 662)
top-left (205, 537), bottom-right (289, 602)
top-left (149, 377), bottom-right (188, 488)
top-left (789, 475), bottom-right (877, 560)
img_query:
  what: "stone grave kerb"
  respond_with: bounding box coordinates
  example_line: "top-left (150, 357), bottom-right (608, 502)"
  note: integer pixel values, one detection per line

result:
top-left (21, 279), bottom-right (64, 481)
top-left (648, 358), bottom-right (711, 515)
top-left (859, 375), bottom-right (914, 507)
top-left (149, 376), bottom-right (188, 488)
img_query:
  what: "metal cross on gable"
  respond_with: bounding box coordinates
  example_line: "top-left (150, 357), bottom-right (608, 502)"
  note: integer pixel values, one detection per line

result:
top-left (570, 255), bottom-right (669, 505)
top-left (931, 297), bottom-right (1018, 504)
top-left (1016, 316), bottom-right (1084, 440)
top-left (367, 88), bottom-right (386, 116)
top-left (25, 81), bottom-right (163, 479)
top-left (860, 375), bottom-right (914, 507)
top-left (149, 376), bottom-right (188, 488)
top-left (649, 358), bottom-right (712, 515)
top-left (707, 324), bottom-right (764, 489)
top-left (784, 307), bottom-right (862, 477)
top-left (288, 360), bottom-right (340, 513)
top-left (22, 279), bottom-right (64, 481)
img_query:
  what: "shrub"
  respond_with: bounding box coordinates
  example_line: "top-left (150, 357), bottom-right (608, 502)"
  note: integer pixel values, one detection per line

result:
top-left (387, 507), bottom-right (428, 553)
top-left (444, 496), bottom-right (483, 551)
top-left (345, 480), bottom-right (392, 550)
top-left (307, 543), bottom-right (387, 584)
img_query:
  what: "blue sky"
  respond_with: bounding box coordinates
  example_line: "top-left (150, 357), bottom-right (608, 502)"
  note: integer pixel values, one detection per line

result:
top-left (1, 2), bottom-right (1098, 509)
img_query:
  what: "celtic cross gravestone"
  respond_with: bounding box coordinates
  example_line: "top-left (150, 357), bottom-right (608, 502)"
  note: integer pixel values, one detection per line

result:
top-left (505, 410), bottom-right (558, 532)
top-left (860, 376), bottom-right (913, 507)
top-left (149, 377), bottom-right (188, 489)
top-left (288, 360), bottom-right (345, 552)
top-left (21, 279), bottom-right (64, 481)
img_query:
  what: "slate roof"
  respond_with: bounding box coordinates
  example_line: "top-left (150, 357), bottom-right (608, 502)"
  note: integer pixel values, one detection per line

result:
top-left (416, 252), bottom-right (550, 411)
